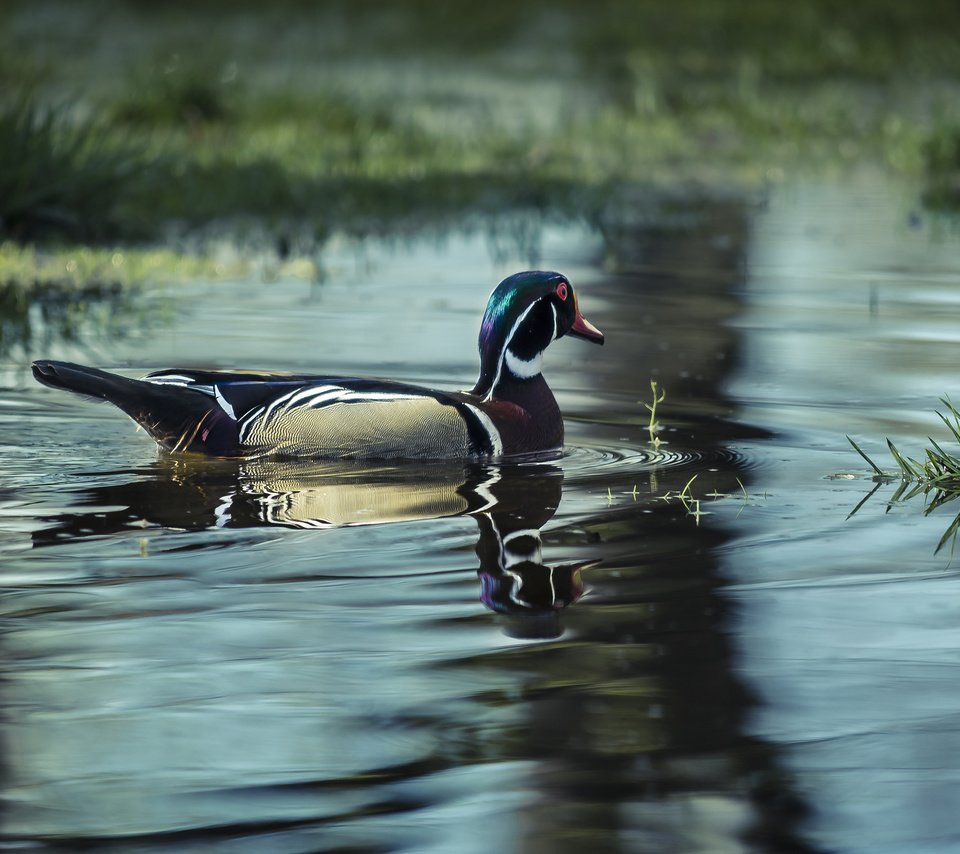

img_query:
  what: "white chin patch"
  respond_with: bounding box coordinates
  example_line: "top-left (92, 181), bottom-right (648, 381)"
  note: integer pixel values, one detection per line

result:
top-left (504, 347), bottom-right (543, 379)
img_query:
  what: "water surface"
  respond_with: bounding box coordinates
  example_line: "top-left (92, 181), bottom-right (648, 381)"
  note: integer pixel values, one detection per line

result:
top-left (2, 176), bottom-right (959, 853)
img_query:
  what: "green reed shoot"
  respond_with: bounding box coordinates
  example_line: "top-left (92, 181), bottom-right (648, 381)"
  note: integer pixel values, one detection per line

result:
top-left (644, 380), bottom-right (666, 449)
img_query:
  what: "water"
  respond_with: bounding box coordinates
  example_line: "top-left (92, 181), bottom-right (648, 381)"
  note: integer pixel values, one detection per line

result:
top-left (1, 175), bottom-right (959, 853)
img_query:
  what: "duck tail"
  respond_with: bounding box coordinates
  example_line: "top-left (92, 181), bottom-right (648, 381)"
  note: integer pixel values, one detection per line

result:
top-left (33, 360), bottom-right (144, 402)
top-left (31, 360), bottom-right (238, 454)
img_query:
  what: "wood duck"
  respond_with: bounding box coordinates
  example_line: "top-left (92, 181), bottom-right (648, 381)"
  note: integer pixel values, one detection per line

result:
top-left (31, 270), bottom-right (604, 460)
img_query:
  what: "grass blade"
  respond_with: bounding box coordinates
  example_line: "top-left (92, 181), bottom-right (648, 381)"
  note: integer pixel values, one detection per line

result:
top-left (846, 435), bottom-right (886, 477)
top-left (886, 439), bottom-right (924, 479)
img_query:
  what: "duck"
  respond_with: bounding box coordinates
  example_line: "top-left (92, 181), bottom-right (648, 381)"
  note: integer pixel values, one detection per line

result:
top-left (31, 270), bottom-right (604, 460)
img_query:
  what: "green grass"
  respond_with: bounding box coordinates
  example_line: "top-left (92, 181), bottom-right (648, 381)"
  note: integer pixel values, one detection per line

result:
top-left (0, 242), bottom-right (241, 290)
top-left (848, 397), bottom-right (960, 488)
top-left (849, 398), bottom-right (960, 552)
top-left (109, 56), bottom-right (237, 127)
top-left (0, 101), bottom-right (147, 240)
top-left (922, 126), bottom-right (960, 210)
top-left (2, 0), bottom-right (960, 247)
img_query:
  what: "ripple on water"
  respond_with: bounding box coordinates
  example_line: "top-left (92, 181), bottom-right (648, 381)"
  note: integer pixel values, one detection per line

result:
top-left (562, 441), bottom-right (764, 485)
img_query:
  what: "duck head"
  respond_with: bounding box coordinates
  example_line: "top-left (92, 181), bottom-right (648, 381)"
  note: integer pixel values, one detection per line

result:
top-left (472, 271), bottom-right (604, 400)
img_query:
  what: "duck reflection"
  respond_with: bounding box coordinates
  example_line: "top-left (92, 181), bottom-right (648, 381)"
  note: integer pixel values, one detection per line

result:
top-left (34, 458), bottom-right (592, 632)
top-left (474, 505), bottom-right (592, 639)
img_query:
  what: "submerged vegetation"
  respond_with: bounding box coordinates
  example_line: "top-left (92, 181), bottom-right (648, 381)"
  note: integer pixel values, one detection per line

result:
top-left (0, 0), bottom-right (959, 259)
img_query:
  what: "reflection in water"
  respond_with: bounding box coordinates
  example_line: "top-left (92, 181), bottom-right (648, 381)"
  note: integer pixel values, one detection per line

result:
top-left (33, 458), bottom-right (589, 634)
top-left (0, 280), bottom-right (164, 360)
top-left (476, 511), bottom-right (590, 639)
top-left (852, 476), bottom-right (960, 555)
top-left (2, 193), bottom-right (832, 852)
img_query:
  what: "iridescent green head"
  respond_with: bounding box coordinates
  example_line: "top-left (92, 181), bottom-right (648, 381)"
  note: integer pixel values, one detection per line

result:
top-left (472, 271), bottom-right (603, 399)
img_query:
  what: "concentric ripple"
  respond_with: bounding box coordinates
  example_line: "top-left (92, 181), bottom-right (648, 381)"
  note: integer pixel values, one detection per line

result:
top-left (561, 441), bottom-right (763, 487)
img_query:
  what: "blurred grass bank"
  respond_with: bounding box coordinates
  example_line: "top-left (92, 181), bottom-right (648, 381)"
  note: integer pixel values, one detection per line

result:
top-left (1, 0), bottom-right (959, 282)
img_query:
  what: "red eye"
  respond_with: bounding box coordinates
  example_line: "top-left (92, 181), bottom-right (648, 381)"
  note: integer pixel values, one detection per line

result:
top-left (555, 282), bottom-right (569, 300)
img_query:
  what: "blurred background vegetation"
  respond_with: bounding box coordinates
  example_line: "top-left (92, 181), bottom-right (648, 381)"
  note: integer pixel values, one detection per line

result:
top-left (1, 0), bottom-right (958, 264)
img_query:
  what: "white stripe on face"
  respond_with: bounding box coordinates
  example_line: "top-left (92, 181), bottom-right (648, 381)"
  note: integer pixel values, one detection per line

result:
top-left (485, 300), bottom-right (539, 400)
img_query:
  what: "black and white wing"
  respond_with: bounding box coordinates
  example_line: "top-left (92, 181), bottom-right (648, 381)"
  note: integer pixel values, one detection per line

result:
top-left (143, 370), bottom-right (501, 459)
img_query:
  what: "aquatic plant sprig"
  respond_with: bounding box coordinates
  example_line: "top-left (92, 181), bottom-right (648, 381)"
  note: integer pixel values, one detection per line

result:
top-left (605, 470), bottom-right (765, 531)
top-left (847, 395), bottom-right (960, 487)
top-left (643, 379), bottom-right (666, 449)
top-left (676, 474), bottom-right (705, 524)
top-left (651, 475), bottom-right (709, 525)
top-left (848, 396), bottom-right (960, 554)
